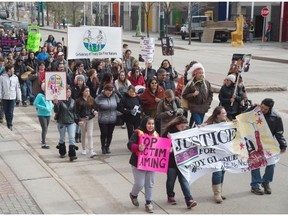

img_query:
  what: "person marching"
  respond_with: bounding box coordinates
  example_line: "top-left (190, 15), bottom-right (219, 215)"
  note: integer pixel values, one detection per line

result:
top-left (162, 116), bottom-right (198, 209)
top-left (75, 86), bottom-right (98, 158)
top-left (127, 116), bottom-right (159, 213)
top-left (33, 82), bottom-right (54, 149)
top-left (95, 84), bottom-right (120, 154)
top-left (54, 87), bottom-right (78, 161)
top-left (247, 98), bottom-right (287, 195)
top-left (182, 62), bottom-right (213, 127)
top-left (219, 74), bottom-right (243, 120)
top-left (249, 22), bottom-right (254, 43)
top-left (202, 106), bottom-right (229, 203)
top-left (0, 63), bottom-right (22, 130)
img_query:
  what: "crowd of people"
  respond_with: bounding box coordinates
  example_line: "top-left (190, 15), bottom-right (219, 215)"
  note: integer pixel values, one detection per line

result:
top-left (0, 31), bottom-right (286, 213)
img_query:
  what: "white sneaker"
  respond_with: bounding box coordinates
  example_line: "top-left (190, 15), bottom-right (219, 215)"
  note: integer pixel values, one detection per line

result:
top-left (90, 151), bottom-right (97, 158)
top-left (145, 203), bottom-right (154, 213)
top-left (82, 149), bottom-right (87, 155)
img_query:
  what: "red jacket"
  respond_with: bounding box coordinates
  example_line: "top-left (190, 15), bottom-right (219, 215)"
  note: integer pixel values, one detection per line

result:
top-left (140, 86), bottom-right (164, 118)
top-left (128, 75), bottom-right (146, 87)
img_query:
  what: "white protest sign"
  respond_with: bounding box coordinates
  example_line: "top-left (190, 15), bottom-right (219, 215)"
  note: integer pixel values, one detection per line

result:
top-left (140, 37), bottom-right (155, 63)
top-left (67, 26), bottom-right (122, 59)
top-left (45, 72), bottom-right (67, 100)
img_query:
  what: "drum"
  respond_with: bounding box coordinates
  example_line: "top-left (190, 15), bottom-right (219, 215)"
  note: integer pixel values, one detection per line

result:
top-left (20, 71), bottom-right (32, 81)
top-left (26, 66), bottom-right (34, 72)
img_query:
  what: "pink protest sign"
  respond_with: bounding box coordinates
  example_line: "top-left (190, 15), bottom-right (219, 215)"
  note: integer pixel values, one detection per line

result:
top-left (137, 135), bottom-right (171, 173)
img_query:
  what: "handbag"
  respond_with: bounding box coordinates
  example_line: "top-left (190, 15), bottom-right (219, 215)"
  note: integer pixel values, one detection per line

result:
top-left (181, 97), bottom-right (189, 110)
top-left (115, 111), bottom-right (124, 126)
top-left (115, 115), bottom-right (124, 126)
top-left (181, 79), bottom-right (193, 110)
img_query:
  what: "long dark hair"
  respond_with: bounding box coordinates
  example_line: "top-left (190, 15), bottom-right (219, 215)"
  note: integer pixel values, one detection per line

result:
top-left (147, 77), bottom-right (158, 93)
top-left (87, 69), bottom-right (99, 89)
top-left (78, 86), bottom-right (94, 108)
top-left (164, 116), bottom-right (188, 132)
top-left (160, 59), bottom-right (172, 68)
top-left (205, 106), bottom-right (225, 125)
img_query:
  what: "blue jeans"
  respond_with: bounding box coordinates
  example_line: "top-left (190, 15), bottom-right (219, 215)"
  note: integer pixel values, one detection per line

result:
top-left (212, 171), bottom-right (225, 185)
top-left (76, 124), bottom-right (81, 134)
top-left (166, 167), bottom-right (192, 201)
top-left (21, 80), bottom-right (35, 103)
top-left (57, 123), bottom-right (76, 145)
top-left (2, 99), bottom-right (15, 127)
top-left (250, 164), bottom-right (275, 188)
top-left (190, 112), bottom-right (205, 127)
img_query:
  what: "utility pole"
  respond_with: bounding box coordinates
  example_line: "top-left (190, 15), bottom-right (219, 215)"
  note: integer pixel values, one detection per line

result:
top-left (41, 2), bottom-right (44, 27)
top-left (159, 2), bottom-right (164, 39)
top-left (84, 3), bottom-right (86, 26)
top-left (129, 2), bottom-right (131, 31)
top-left (188, 2), bottom-right (192, 45)
top-left (226, 1), bottom-right (229, 20)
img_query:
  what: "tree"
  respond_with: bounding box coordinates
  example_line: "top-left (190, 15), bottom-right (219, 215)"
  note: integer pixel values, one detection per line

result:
top-left (162, 2), bottom-right (173, 37)
top-left (141, 2), bottom-right (154, 38)
top-left (66, 2), bottom-right (83, 26)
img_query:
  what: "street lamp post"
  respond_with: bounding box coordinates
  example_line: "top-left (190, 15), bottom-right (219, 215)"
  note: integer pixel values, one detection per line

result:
top-left (159, 3), bottom-right (165, 39)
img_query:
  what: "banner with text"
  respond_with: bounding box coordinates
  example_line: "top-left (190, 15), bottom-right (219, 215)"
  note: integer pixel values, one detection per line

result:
top-left (140, 37), bottom-right (155, 63)
top-left (137, 135), bottom-right (171, 173)
top-left (0, 36), bottom-right (23, 54)
top-left (67, 26), bottom-right (122, 59)
top-left (171, 108), bottom-right (280, 184)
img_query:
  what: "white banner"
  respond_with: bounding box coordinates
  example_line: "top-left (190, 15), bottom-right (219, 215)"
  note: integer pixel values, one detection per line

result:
top-left (67, 26), bottom-right (122, 59)
top-left (140, 37), bottom-right (155, 63)
top-left (171, 108), bottom-right (280, 184)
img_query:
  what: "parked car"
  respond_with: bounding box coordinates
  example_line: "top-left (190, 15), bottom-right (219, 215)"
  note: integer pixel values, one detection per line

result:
top-left (0, 20), bottom-right (14, 32)
top-left (0, 10), bottom-right (9, 19)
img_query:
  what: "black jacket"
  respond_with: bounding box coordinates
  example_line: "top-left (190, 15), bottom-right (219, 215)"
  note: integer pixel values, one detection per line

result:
top-left (75, 97), bottom-right (96, 123)
top-left (142, 67), bottom-right (157, 84)
top-left (246, 105), bottom-right (287, 150)
top-left (219, 84), bottom-right (243, 117)
top-left (118, 92), bottom-right (142, 123)
top-left (127, 117), bottom-right (158, 167)
top-left (14, 63), bottom-right (27, 84)
top-left (54, 98), bottom-right (76, 124)
top-left (162, 125), bottom-right (180, 169)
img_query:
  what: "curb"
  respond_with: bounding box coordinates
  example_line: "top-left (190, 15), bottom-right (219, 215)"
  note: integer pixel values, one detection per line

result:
top-left (253, 56), bottom-right (288, 64)
top-left (211, 84), bottom-right (287, 93)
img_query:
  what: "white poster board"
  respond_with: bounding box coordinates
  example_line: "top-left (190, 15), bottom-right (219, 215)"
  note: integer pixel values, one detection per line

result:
top-left (67, 26), bottom-right (122, 59)
top-left (140, 37), bottom-right (155, 63)
top-left (45, 72), bottom-right (67, 100)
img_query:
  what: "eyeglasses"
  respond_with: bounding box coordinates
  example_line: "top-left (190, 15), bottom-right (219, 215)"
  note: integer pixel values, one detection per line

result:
top-left (79, 65), bottom-right (84, 67)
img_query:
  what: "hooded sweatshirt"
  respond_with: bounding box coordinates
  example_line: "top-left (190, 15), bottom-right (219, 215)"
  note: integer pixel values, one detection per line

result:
top-left (127, 117), bottom-right (159, 167)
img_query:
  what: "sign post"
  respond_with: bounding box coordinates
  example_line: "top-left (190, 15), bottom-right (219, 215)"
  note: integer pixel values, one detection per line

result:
top-left (261, 7), bottom-right (269, 42)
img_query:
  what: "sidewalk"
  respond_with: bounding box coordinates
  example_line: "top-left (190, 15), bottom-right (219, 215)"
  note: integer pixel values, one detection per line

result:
top-left (0, 122), bottom-right (86, 214)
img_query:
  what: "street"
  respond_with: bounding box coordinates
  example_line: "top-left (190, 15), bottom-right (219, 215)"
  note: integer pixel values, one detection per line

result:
top-left (0, 27), bottom-right (287, 214)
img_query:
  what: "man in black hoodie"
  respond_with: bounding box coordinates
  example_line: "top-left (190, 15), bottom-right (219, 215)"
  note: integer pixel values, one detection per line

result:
top-left (250, 98), bottom-right (287, 195)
